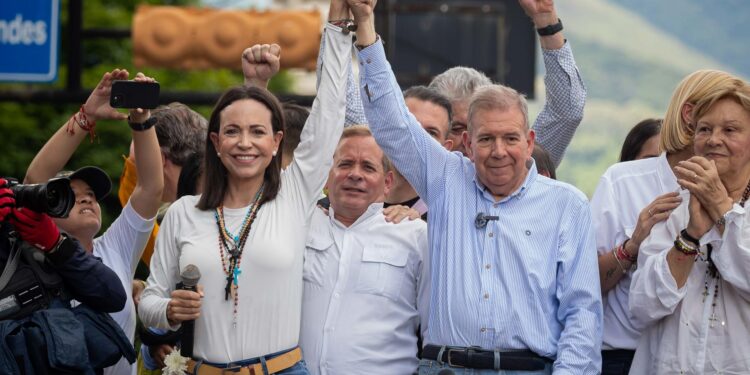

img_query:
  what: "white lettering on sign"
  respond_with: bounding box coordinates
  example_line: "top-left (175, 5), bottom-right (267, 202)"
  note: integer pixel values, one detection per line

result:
top-left (0, 14), bottom-right (48, 46)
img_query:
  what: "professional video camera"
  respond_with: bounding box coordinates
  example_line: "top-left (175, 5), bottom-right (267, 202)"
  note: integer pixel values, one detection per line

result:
top-left (4, 177), bottom-right (75, 218)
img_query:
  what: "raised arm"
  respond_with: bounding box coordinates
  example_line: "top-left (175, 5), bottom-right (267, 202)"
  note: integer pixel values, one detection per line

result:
top-left (283, 0), bottom-right (353, 209)
top-left (126, 73), bottom-right (164, 221)
top-left (24, 69), bottom-right (129, 184)
top-left (350, 0), bottom-right (456, 204)
top-left (316, 23), bottom-right (368, 126)
top-left (518, 0), bottom-right (586, 167)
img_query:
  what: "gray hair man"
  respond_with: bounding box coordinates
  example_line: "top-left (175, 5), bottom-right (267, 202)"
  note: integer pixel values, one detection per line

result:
top-left (348, 0), bottom-right (602, 373)
top-left (429, 1), bottom-right (585, 166)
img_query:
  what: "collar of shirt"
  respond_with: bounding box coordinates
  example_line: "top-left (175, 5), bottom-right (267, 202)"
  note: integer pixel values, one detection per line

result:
top-left (656, 152), bottom-right (679, 191)
top-left (471, 160), bottom-right (539, 204)
top-left (327, 202), bottom-right (384, 229)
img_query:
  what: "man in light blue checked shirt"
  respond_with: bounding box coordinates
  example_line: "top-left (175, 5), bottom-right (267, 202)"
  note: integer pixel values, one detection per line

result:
top-left (345, 0), bottom-right (602, 374)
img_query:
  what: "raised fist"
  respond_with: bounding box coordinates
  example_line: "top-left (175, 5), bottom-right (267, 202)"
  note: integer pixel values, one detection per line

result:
top-left (242, 44), bottom-right (281, 88)
top-left (518, 0), bottom-right (555, 19)
top-left (345, 0), bottom-right (377, 22)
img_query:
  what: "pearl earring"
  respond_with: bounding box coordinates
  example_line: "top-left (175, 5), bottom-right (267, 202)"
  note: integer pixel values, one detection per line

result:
top-left (272, 150), bottom-right (277, 156)
top-left (217, 152), bottom-right (221, 157)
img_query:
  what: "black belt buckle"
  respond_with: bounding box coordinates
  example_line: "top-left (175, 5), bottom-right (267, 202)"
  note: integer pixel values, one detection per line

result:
top-left (446, 348), bottom-right (465, 368)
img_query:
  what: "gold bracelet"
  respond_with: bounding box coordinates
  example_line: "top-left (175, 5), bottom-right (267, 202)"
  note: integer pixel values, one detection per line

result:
top-left (612, 248), bottom-right (627, 274)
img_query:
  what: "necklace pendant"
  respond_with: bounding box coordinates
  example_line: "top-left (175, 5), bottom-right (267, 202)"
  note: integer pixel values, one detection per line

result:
top-left (224, 274), bottom-right (233, 301)
top-left (709, 312), bottom-right (719, 328)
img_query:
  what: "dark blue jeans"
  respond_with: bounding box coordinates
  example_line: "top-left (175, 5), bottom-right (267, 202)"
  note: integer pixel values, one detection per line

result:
top-left (601, 350), bottom-right (634, 375)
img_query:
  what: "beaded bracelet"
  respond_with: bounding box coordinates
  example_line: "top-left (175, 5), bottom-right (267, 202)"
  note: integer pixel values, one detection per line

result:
top-left (673, 234), bottom-right (699, 256)
top-left (329, 18), bottom-right (357, 34)
top-left (680, 229), bottom-right (700, 247)
top-left (66, 105), bottom-right (97, 141)
top-left (615, 240), bottom-right (637, 263)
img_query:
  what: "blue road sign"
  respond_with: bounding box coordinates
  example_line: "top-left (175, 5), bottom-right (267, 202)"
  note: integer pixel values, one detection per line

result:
top-left (0, 0), bottom-right (60, 82)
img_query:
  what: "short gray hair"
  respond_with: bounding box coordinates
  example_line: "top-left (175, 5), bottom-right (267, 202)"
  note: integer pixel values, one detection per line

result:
top-left (467, 85), bottom-right (529, 133)
top-left (428, 67), bottom-right (492, 102)
top-left (152, 103), bottom-right (208, 166)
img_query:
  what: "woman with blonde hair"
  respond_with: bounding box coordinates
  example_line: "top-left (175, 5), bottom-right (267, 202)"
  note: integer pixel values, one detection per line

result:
top-left (590, 69), bottom-right (744, 374)
top-left (629, 79), bottom-right (750, 374)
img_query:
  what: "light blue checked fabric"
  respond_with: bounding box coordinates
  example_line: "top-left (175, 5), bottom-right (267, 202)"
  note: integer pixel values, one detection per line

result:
top-left (327, 40), bottom-right (585, 166)
top-left (356, 40), bottom-right (602, 374)
top-left (533, 42), bottom-right (586, 167)
top-left (317, 36), bottom-right (368, 127)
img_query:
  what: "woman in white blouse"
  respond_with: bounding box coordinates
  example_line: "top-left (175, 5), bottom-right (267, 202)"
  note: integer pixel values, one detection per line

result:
top-left (138, 1), bottom-right (353, 373)
top-left (629, 80), bottom-right (750, 374)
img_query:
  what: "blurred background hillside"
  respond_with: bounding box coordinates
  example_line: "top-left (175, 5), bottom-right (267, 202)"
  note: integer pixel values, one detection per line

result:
top-left (536, 0), bottom-right (749, 195)
top-left (1, 0), bottom-right (748, 230)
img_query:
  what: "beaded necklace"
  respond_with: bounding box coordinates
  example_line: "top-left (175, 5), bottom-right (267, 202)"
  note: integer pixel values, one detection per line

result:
top-left (214, 183), bottom-right (265, 325)
top-left (702, 179), bottom-right (750, 328)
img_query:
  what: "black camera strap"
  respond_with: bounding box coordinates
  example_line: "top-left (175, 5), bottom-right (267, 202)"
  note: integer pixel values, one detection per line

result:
top-left (0, 235), bottom-right (23, 291)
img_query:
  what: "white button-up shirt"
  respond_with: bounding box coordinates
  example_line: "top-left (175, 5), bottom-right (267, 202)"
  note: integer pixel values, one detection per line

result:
top-left (629, 188), bottom-right (750, 374)
top-left (590, 153), bottom-right (678, 350)
top-left (300, 203), bottom-right (429, 375)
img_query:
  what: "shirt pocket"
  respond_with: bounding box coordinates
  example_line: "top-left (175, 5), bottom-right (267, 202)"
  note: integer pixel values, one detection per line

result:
top-left (304, 235), bottom-right (334, 287)
top-left (356, 244), bottom-right (408, 301)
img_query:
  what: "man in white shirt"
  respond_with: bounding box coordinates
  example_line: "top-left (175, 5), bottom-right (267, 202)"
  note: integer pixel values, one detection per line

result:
top-left (300, 126), bottom-right (429, 375)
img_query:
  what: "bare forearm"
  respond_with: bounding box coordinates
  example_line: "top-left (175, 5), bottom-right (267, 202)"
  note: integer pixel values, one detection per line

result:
top-left (25, 116), bottom-right (87, 183)
top-left (598, 249), bottom-right (632, 293)
top-left (354, 14), bottom-right (376, 47)
top-left (533, 9), bottom-right (564, 50)
top-left (130, 127), bottom-right (164, 218)
top-left (666, 248), bottom-right (696, 289)
top-left (329, 1), bottom-right (349, 21)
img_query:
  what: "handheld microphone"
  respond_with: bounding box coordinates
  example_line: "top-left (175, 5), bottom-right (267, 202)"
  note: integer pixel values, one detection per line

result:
top-left (178, 264), bottom-right (201, 358)
top-left (438, 369), bottom-right (456, 375)
top-left (475, 212), bottom-right (499, 229)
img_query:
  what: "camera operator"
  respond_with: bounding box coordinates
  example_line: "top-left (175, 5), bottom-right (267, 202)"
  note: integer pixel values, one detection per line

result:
top-left (24, 69), bottom-right (163, 375)
top-left (0, 178), bottom-right (128, 373)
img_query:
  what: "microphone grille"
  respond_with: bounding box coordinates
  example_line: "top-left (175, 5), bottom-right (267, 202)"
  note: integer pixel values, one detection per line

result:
top-left (181, 264), bottom-right (201, 287)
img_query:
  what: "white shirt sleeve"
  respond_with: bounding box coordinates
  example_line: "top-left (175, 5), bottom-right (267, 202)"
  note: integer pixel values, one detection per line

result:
top-left (282, 24), bottom-right (351, 215)
top-left (96, 199), bottom-right (155, 276)
top-left (139, 199), bottom-right (183, 330)
top-left (591, 172), bottom-right (623, 255)
top-left (629, 202), bottom-right (688, 328)
top-left (707, 203), bottom-right (750, 301)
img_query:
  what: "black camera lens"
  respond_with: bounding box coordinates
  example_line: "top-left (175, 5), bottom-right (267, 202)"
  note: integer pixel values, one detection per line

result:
top-left (112, 94), bottom-right (123, 106)
top-left (9, 177), bottom-right (75, 218)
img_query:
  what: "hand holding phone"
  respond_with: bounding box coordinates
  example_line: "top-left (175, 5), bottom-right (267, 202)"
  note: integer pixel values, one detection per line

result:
top-left (110, 79), bottom-right (160, 109)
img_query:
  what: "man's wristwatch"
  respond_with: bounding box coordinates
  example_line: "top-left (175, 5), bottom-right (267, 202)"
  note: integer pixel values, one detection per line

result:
top-left (536, 18), bottom-right (563, 36)
top-left (716, 209), bottom-right (733, 227)
top-left (128, 116), bottom-right (157, 132)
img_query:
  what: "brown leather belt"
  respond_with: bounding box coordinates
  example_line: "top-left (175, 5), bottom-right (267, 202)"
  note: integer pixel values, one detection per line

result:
top-left (187, 347), bottom-right (302, 375)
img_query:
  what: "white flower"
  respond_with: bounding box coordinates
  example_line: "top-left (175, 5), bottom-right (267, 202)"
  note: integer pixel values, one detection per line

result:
top-left (162, 350), bottom-right (189, 375)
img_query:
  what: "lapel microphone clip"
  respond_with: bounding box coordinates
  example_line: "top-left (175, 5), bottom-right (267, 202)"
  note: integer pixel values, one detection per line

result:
top-left (475, 212), bottom-right (499, 229)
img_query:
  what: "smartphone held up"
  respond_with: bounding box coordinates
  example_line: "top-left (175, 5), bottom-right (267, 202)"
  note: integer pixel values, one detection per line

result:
top-left (110, 80), bottom-right (160, 109)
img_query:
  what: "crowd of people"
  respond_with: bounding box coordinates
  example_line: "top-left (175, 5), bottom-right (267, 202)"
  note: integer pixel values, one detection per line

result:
top-left (0, 0), bottom-right (749, 374)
